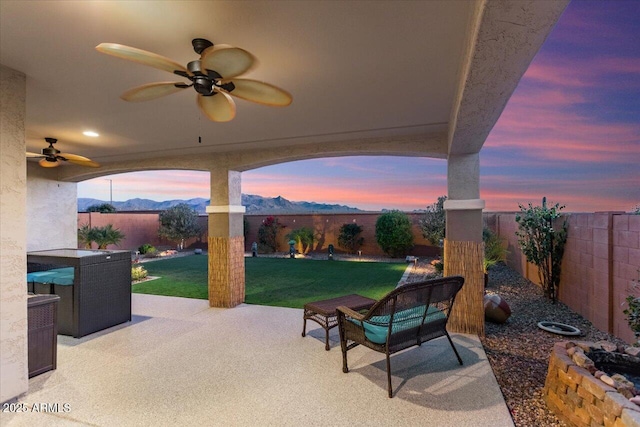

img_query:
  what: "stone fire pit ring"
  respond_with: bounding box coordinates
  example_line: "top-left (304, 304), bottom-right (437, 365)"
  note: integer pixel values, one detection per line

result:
top-left (537, 321), bottom-right (582, 336)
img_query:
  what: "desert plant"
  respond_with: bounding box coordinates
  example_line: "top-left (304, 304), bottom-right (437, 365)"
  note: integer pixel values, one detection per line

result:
top-left (138, 243), bottom-right (156, 255)
top-left (131, 264), bottom-right (148, 281)
top-left (515, 197), bottom-right (568, 303)
top-left (77, 223), bottom-right (96, 249)
top-left (158, 203), bottom-right (201, 250)
top-left (337, 223), bottom-right (364, 254)
top-left (92, 224), bottom-right (126, 249)
top-left (420, 195), bottom-right (447, 246)
top-left (258, 216), bottom-right (283, 253)
top-left (483, 228), bottom-right (508, 272)
top-left (286, 227), bottom-right (315, 253)
top-left (86, 203), bottom-right (116, 213)
top-left (375, 211), bottom-right (414, 258)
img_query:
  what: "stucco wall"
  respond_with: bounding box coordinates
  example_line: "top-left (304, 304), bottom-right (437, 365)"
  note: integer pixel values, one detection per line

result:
top-left (27, 163), bottom-right (77, 251)
top-left (0, 64), bottom-right (28, 403)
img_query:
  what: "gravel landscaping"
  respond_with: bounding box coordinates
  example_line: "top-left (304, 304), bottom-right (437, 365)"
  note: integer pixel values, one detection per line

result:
top-left (407, 261), bottom-right (628, 427)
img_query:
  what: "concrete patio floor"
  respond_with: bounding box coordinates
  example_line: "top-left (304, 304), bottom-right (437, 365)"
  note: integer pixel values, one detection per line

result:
top-left (2, 294), bottom-right (514, 426)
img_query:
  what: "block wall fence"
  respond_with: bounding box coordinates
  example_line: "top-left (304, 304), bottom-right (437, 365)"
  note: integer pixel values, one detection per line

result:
top-left (78, 211), bottom-right (639, 342)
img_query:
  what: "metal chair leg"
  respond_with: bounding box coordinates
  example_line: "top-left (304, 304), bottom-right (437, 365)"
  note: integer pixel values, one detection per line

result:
top-left (446, 332), bottom-right (463, 365)
top-left (386, 352), bottom-right (393, 398)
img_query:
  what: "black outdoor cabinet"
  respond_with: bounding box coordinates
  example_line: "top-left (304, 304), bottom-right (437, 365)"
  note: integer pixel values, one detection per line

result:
top-left (27, 249), bottom-right (132, 338)
top-left (28, 294), bottom-right (60, 377)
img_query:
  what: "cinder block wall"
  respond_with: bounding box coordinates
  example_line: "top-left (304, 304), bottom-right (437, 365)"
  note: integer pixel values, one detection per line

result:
top-left (488, 212), bottom-right (639, 344)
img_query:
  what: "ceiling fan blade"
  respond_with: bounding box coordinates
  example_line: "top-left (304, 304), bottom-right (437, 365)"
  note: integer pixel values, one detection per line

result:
top-left (65, 158), bottom-right (101, 168)
top-left (201, 45), bottom-right (256, 79)
top-left (26, 151), bottom-right (44, 158)
top-left (58, 153), bottom-right (91, 162)
top-left (39, 158), bottom-right (60, 168)
top-left (96, 43), bottom-right (188, 76)
top-left (121, 82), bottom-right (189, 102)
top-left (221, 79), bottom-right (292, 106)
top-left (197, 92), bottom-right (236, 122)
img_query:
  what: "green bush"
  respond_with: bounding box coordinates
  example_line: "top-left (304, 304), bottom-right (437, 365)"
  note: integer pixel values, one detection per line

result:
top-left (338, 223), bottom-right (364, 254)
top-left (138, 243), bottom-right (156, 254)
top-left (158, 204), bottom-right (201, 250)
top-left (286, 227), bottom-right (315, 253)
top-left (483, 228), bottom-right (508, 271)
top-left (420, 195), bottom-right (447, 246)
top-left (515, 198), bottom-right (568, 302)
top-left (375, 211), bottom-right (414, 258)
top-left (131, 265), bottom-right (148, 281)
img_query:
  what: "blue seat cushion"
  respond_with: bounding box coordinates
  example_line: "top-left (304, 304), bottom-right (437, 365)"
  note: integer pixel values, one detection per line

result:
top-left (27, 267), bottom-right (74, 286)
top-left (351, 305), bottom-right (446, 344)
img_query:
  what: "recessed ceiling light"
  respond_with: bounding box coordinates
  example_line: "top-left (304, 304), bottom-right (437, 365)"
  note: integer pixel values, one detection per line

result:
top-left (83, 131), bottom-right (99, 137)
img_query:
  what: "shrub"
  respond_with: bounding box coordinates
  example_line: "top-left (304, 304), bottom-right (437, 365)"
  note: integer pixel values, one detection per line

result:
top-left (138, 243), bottom-right (156, 254)
top-left (375, 211), bottom-right (414, 258)
top-left (420, 195), bottom-right (447, 246)
top-left (78, 223), bottom-right (124, 249)
top-left (515, 198), bottom-right (568, 303)
top-left (258, 216), bottom-right (283, 253)
top-left (158, 204), bottom-right (201, 250)
top-left (483, 228), bottom-right (508, 271)
top-left (86, 203), bottom-right (116, 213)
top-left (131, 265), bottom-right (148, 281)
top-left (338, 223), bottom-right (364, 254)
top-left (286, 227), bottom-right (315, 253)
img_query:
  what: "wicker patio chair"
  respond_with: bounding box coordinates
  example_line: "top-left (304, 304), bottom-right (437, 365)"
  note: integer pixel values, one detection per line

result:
top-left (336, 275), bottom-right (465, 397)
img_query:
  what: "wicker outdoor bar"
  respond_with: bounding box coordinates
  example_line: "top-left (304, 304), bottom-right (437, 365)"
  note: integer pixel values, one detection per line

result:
top-left (27, 249), bottom-right (132, 338)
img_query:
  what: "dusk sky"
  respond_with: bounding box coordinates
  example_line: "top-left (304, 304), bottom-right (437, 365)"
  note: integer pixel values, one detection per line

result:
top-left (79, 1), bottom-right (639, 213)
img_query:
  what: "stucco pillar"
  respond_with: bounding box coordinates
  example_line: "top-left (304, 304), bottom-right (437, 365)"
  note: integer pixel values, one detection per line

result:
top-left (444, 153), bottom-right (485, 336)
top-left (207, 169), bottom-right (245, 307)
top-left (0, 65), bottom-right (28, 402)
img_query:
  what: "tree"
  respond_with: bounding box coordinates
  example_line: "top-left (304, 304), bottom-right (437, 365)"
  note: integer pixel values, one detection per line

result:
top-left (158, 203), bottom-right (201, 250)
top-left (77, 223), bottom-right (97, 249)
top-left (337, 223), bottom-right (364, 254)
top-left (375, 211), bottom-right (414, 258)
top-left (92, 224), bottom-right (125, 249)
top-left (87, 203), bottom-right (116, 213)
top-left (420, 195), bottom-right (447, 246)
top-left (515, 198), bottom-right (568, 303)
top-left (258, 216), bottom-right (283, 253)
top-left (286, 227), bottom-right (315, 254)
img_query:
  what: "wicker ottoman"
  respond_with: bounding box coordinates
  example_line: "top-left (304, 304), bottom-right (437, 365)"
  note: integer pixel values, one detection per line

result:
top-left (302, 294), bottom-right (376, 350)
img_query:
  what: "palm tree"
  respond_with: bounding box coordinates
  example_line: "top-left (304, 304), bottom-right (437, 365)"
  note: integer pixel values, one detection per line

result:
top-left (92, 224), bottom-right (125, 249)
top-left (78, 224), bottom-right (96, 249)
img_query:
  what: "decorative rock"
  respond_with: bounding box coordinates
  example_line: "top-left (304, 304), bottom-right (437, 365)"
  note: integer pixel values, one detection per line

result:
top-left (601, 375), bottom-right (617, 387)
top-left (625, 346), bottom-right (640, 357)
top-left (567, 346), bottom-right (577, 356)
top-left (572, 351), bottom-right (594, 369)
top-left (631, 396), bottom-right (640, 406)
top-left (597, 341), bottom-right (618, 352)
top-left (484, 294), bottom-right (512, 323)
top-left (594, 370), bottom-right (605, 379)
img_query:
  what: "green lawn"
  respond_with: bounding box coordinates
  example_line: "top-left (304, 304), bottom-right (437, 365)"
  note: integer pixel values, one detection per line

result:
top-left (132, 256), bottom-right (406, 308)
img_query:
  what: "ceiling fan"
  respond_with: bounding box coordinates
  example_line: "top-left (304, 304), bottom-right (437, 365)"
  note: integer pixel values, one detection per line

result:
top-left (95, 38), bottom-right (292, 122)
top-left (26, 138), bottom-right (100, 168)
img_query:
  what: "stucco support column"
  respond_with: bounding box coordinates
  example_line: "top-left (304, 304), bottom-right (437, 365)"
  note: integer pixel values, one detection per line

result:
top-left (206, 169), bottom-right (245, 308)
top-left (444, 153), bottom-right (485, 336)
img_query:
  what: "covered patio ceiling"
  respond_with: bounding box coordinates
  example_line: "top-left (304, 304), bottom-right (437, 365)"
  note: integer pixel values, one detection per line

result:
top-left (0, 0), bottom-right (568, 177)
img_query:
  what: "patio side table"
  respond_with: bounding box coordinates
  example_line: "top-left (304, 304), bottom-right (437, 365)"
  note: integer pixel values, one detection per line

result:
top-left (302, 294), bottom-right (376, 350)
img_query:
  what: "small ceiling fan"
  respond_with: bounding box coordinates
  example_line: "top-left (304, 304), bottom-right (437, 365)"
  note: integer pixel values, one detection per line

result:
top-left (26, 138), bottom-right (100, 168)
top-left (95, 38), bottom-right (292, 122)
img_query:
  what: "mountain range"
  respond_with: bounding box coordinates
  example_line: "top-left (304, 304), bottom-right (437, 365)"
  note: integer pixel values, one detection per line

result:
top-left (77, 194), bottom-right (364, 214)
